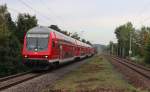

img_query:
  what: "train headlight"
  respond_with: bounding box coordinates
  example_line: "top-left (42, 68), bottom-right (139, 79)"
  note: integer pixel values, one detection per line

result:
top-left (45, 55), bottom-right (48, 58)
top-left (24, 55), bottom-right (28, 58)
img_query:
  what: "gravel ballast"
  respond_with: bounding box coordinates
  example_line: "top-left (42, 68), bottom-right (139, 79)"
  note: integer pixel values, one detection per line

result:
top-left (2, 58), bottom-right (92, 92)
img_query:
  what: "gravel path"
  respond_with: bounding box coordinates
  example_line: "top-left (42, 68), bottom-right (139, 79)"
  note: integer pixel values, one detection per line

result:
top-left (2, 58), bottom-right (92, 92)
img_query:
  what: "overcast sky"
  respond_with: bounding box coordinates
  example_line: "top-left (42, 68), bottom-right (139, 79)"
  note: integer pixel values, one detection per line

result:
top-left (1, 0), bottom-right (150, 45)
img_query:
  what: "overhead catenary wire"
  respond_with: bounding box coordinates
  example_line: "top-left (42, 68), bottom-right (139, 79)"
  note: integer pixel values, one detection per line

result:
top-left (38, 0), bottom-right (70, 31)
top-left (2, 0), bottom-right (80, 38)
top-left (39, 0), bottom-right (64, 24)
top-left (18, 0), bottom-right (85, 39)
top-left (17, 0), bottom-right (58, 25)
top-left (134, 1), bottom-right (150, 28)
top-left (7, 7), bottom-right (49, 24)
top-left (127, 1), bottom-right (150, 53)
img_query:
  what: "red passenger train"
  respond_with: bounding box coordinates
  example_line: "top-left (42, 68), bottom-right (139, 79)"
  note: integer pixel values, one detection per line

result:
top-left (22, 26), bottom-right (94, 70)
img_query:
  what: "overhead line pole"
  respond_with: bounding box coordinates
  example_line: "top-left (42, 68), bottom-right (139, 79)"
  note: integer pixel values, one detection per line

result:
top-left (129, 31), bottom-right (132, 57)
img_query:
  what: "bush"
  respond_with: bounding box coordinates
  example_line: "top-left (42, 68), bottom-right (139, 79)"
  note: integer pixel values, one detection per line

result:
top-left (0, 28), bottom-right (28, 77)
top-left (0, 5), bottom-right (30, 77)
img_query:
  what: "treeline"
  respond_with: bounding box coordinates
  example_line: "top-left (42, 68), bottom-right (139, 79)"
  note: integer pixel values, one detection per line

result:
top-left (108, 22), bottom-right (150, 64)
top-left (0, 4), bottom-right (92, 77)
top-left (0, 5), bottom-right (38, 77)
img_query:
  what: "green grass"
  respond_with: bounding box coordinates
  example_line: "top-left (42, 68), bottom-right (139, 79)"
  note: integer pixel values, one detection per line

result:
top-left (44, 55), bottom-right (148, 92)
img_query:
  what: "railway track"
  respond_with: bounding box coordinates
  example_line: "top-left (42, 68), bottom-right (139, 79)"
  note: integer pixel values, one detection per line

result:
top-left (0, 71), bottom-right (43, 91)
top-left (123, 58), bottom-right (150, 71)
top-left (111, 56), bottom-right (150, 79)
top-left (0, 58), bottom-right (89, 91)
top-left (0, 71), bottom-right (31, 82)
top-left (107, 55), bottom-right (150, 90)
top-left (0, 57), bottom-right (93, 92)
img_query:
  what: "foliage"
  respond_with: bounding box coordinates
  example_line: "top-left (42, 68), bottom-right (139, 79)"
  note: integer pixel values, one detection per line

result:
top-left (111, 22), bottom-right (150, 64)
top-left (71, 32), bottom-right (80, 40)
top-left (49, 25), bottom-right (71, 36)
top-left (16, 13), bottom-right (38, 43)
top-left (81, 39), bottom-right (86, 43)
top-left (49, 25), bottom-right (61, 32)
top-left (133, 27), bottom-right (150, 56)
top-left (5, 12), bottom-right (17, 33)
top-left (86, 41), bottom-right (92, 45)
top-left (144, 38), bottom-right (150, 64)
top-left (115, 22), bottom-right (134, 57)
top-left (0, 5), bottom-right (28, 77)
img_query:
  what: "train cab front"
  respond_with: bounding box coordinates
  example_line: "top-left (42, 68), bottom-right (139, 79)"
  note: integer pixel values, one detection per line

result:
top-left (22, 31), bottom-right (51, 70)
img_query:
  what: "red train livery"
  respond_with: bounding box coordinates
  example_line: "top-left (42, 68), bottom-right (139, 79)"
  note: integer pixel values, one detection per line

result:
top-left (22, 26), bottom-right (94, 70)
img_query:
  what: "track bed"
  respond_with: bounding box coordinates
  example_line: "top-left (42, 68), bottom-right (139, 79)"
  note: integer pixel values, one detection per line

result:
top-left (43, 55), bottom-right (142, 92)
top-left (107, 55), bottom-right (150, 91)
top-left (1, 57), bottom-right (92, 92)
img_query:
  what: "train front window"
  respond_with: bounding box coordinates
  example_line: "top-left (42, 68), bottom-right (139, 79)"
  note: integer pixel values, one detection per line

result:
top-left (26, 34), bottom-right (49, 51)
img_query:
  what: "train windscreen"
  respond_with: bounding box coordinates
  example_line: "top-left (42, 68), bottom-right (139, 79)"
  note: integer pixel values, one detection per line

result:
top-left (26, 34), bottom-right (49, 51)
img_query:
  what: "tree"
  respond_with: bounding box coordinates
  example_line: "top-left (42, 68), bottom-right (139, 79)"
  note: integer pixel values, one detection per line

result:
top-left (61, 30), bottom-right (70, 36)
top-left (49, 25), bottom-right (70, 36)
top-left (49, 25), bottom-right (61, 32)
top-left (16, 13), bottom-right (38, 43)
top-left (5, 12), bottom-right (17, 33)
top-left (144, 37), bottom-right (150, 64)
top-left (82, 39), bottom-right (86, 43)
top-left (86, 41), bottom-right (92, 45)
top-left (0, 5), bottom-right (25, 77)
top-left (115, 22), bottom-right (135, 57)
top-left (0, 4), bottom-right (9, 43)
top-left (128, 26), bottom-right (150, 57)
top-left (71, 32), bottom-right (80, 40)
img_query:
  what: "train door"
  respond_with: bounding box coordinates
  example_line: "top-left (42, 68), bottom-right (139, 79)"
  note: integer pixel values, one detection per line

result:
top-left (55, 40), bottom-right (60, 59)
top-left (50, 38), bottom-right (59, 59)
top-left (59, 42), bottom-right (63, 60)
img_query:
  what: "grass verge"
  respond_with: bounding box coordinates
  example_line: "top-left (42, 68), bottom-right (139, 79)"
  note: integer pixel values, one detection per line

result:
top-left (43, 55), bottom-right (147, 92)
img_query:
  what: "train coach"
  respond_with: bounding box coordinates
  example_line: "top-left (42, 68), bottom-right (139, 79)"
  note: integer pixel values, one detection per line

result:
top-left (22, 26), bottom-right (94, 70)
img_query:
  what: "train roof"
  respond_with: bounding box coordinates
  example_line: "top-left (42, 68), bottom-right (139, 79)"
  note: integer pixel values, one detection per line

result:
top-left (27, 26), bottom-right (92, 48)
top-left (54, 29), bottom-right (76, 44)
top-left (27, 26), bottom-right (53, 34)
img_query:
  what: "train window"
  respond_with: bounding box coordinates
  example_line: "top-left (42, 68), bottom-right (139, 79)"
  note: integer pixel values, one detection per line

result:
top-left (26, 34), bottom-right (49, 51)
top-left (58, 41), bottom-right (62, 47)
top-left (55, 41), bottom-right (59, 48)
top-left (56, 41), bottom-right (60, 48)
top-left (52, 41), bottom-right (55, 48)
top-left (38, 38), bottom-right (49, 50)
